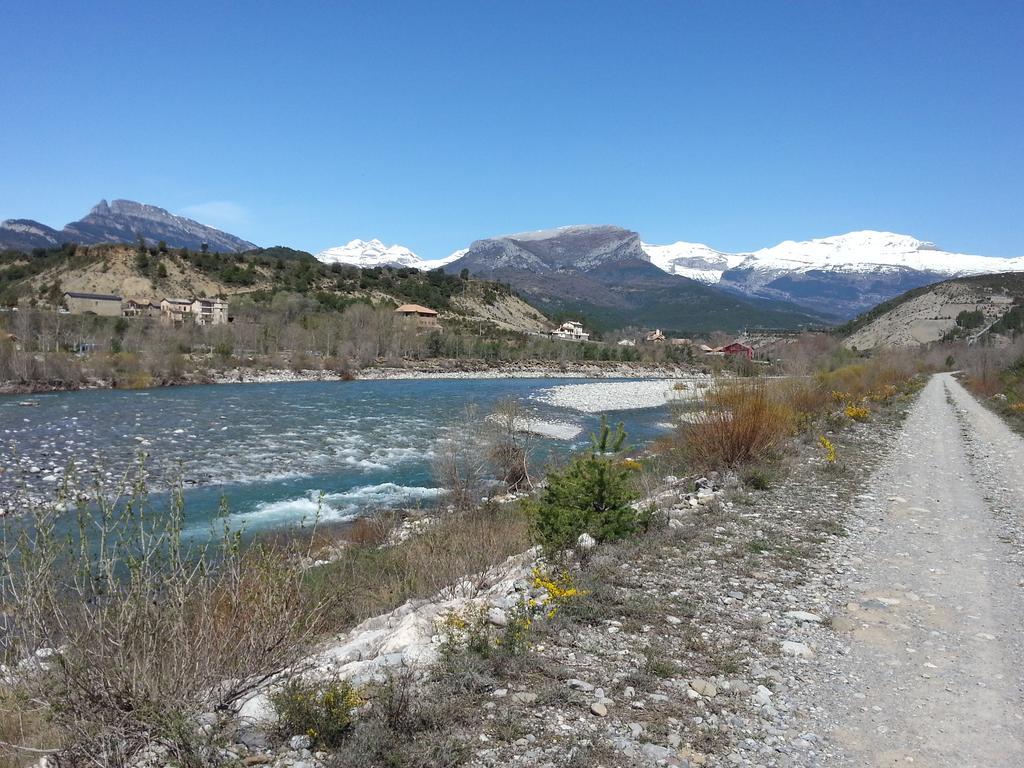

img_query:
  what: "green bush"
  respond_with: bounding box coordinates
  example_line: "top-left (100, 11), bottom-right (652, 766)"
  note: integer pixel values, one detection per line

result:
top-left (956, 309), bottom-right (984, 329)
top-left (530, 419), bottom-right (641, 553)
top-left (271, 677), bottom-right (362, 748)
top-left (741, 466), bottom-right (773, 490)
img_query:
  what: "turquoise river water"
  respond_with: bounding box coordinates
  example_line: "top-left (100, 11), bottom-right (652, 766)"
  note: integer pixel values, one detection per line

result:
top-left (0, 379), bottom-right (674, 537)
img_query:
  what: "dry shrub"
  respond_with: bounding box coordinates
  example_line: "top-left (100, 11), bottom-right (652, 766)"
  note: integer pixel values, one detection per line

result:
top-left (433, 400), bottom-right (537, 509)
top-left (339, 514), bottom-right (396, 547)
top-left (334, 668), bottom-right (470, 768)
top-left (959, 339), bottom-right (1024, 398)
top-left (0, 476), bottom-right (333, 767)
top-left (682, 381), bottom-right (796, 468)
top-left (772, 378), bottom-right (830, 422)
top-left (486, 398), bottom-right (535, 494)
top-left (816, 356), bottom-right (917, 401)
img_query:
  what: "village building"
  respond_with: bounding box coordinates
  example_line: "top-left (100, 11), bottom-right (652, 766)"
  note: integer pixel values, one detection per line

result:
top-left (192, 297), bottom-right (229, 326)
top-left (394, 303), bottom-right (441, 330)
top-left (160, 298), bottom-right (194, 326)
top-left (645, 329), bottom-right (666, 343)
top-left (63, 291), bottom-right (123, 317)
top-left (122, 299), bottom-right (160, 318)
top-left (720, 341), bottom-right (754, 360)
top-left (549, 321), bottom-right (590, 342)
top-left (617, 339), bottom-right (636, 347)
top-left (701, 341), bottom-right (754, 360)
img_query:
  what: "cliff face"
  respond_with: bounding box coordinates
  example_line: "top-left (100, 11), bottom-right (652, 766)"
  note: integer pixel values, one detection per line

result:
top-left (452, 225), bottom-right (648, 275)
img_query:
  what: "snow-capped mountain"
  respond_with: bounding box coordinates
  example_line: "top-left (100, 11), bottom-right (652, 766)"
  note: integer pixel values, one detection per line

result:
top-left (444, 225), bottom-right (828, 331)
top-left (640, 230), bottom-right (1024, 318)
top-left (737, 231), bottom-right (1020, 279)
top-left (315, 239), bottom-right (463, 271)
top-left (641, 241), bottom-right (747, 284)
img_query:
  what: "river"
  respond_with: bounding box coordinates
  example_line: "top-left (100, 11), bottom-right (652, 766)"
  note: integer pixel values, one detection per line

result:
top-left (0, 378), bottom-right (680, 536)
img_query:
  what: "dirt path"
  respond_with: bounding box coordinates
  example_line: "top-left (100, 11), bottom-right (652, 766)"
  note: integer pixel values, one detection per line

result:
top-left (817, 373), bottom-right (1024, 766)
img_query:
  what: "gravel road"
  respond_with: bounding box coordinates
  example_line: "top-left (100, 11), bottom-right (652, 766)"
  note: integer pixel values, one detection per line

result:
top-left (813, 373), bottom-right (1024, 766)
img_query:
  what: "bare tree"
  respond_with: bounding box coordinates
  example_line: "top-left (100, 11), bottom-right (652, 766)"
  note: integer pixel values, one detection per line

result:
top-left (432, 404), bottom-right (491, 511)
top-left (487, 397), bottom-right (535, 493)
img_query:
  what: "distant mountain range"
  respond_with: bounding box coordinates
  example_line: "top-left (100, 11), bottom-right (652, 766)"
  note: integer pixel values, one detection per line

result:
top-left (442, 225), bottom-right (829, 332)
top-left (316, 239), bottom-right (461, 271)
top-left (644, 231), bottom-right (1024, 318)
top-left (6, 198), bottom-right (1023, 327)
top-left (315, 229), bottom-right (1024, 322)
top-left (0, 200), bottom-right (256, 252)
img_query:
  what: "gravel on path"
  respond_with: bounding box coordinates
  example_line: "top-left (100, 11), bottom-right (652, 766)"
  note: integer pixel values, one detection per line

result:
top-left (804, 372), bottom-right (1024, 766)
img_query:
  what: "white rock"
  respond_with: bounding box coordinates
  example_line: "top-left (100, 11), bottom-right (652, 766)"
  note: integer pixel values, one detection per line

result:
top-left (289, 734), bottom-right (312, 750)
top-left (689, 678), bottom-right (718, 697)
top-left (753, 685), bottom-right (774, 706)
top-left (781, 640), bottom-right (813, 658)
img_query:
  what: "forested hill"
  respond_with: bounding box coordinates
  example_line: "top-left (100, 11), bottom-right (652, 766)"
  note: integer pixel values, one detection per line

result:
top-left (0, 242), bottom-right (550, 333)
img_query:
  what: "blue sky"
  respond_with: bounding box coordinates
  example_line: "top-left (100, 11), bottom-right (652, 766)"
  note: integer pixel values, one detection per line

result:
top-left (2, 1), bottom-right (1022, 258)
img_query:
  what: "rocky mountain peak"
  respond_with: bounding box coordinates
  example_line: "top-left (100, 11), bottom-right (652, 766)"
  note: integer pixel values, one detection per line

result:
top-left (0, 199), bottom-right (258, 253)
top-left (460, 224), bottom-right (648, 274)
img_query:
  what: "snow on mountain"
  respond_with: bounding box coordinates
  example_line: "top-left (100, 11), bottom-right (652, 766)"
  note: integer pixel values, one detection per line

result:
top-left (642, 231), bottom-right (1023, 284)
top-left (316, 239), bottom-right (421, 268)
top-left (315, 239), bottom-right (462, 271)
top-left (741, 231), bottom-right (1017, 277)
top-left (640, 229), bottom-right (1024, 320)
top-left (641, 241), bottom-right (746, 284)
top-left (422, 249), bottom-right (467, 270)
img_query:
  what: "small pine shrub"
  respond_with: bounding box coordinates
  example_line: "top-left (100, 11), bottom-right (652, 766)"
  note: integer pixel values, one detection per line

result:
top-left (271, 677), bottom-right (362, 748)
top-left (530, 418), bottom-right (641, 554)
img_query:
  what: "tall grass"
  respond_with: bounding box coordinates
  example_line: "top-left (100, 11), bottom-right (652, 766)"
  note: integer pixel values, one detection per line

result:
top-left (0, 475), bottom-right (333, 767)
top-left (0, 456), bottom-right (534, 766)
top-left (305, 503), bottom-right (532, 629)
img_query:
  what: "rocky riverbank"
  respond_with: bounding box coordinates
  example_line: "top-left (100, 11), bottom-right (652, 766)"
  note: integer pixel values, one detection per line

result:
top-left (1, 360), bottom-right (702, 395)
top-left (532, 377), bottom-right (708, 413)
top-left (196, 396), bottom-right (912, 768)
top-left (354, 360), bottom-right (700, 381)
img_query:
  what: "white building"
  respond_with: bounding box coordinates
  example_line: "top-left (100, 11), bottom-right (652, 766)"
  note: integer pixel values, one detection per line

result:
top-left (549, 321), bottom-right (590, 342)
top-left (160, 297), bottom-right (229, 326)
top-left (192, 298), bottom-right (229, 326)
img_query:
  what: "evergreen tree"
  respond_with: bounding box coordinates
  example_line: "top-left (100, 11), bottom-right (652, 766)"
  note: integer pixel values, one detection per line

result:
top-left (531, 417), bottom-right (641, 554)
